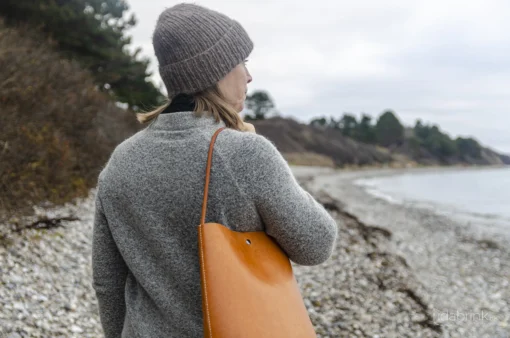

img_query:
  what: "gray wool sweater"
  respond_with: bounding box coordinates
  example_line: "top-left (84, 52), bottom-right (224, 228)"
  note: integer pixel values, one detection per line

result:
top-left (91, 111), bottom-right (338, 338)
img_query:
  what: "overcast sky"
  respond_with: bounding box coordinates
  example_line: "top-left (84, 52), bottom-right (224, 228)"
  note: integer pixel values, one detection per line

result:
top-left (126, 0), bottom-right (510, 153)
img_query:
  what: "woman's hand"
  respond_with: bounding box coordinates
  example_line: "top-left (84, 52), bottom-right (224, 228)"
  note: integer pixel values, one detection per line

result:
top-left (241, 121), bottom-right (256, 133)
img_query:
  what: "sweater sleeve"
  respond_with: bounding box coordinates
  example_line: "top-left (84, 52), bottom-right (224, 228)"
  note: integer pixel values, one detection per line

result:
top-left (92, 185), bottom-right (128, 338)
top-left (227, 133), bottom-right (338, 266)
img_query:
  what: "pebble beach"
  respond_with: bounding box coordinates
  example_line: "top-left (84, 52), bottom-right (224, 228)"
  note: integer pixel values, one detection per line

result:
top-left (1, 166), bottom-right (509, 337)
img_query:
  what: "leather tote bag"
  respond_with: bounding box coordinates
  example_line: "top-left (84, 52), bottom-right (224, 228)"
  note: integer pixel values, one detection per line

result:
top-left (197, 127), bottom-right (317, 338)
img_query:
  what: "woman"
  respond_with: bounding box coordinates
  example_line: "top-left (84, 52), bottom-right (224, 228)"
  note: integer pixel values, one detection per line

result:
top-left (92, 3), bottom-right (338, 337)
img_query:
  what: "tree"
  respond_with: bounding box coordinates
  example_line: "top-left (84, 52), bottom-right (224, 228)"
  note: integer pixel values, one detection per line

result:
top-left (245, 90), bottom-right (277, 120)
top-left (0, 0), bottom-right (164, 110)
top-left (324, 116), bottom-right (338, 129)
top-left (338, 114), bottom-right (358, 137)
top-left (413, 120), bottom-right (459, 158)
top-left (456, 137), bottom-right (482, 159)
top-left (375, 110), bottom-right (404, 146)
top-left (414, 119), bottom-right (429, 139)
top-left (354, 114), bottom-right (376, 144)
top-left (310, 116), bottom-right (328, 128)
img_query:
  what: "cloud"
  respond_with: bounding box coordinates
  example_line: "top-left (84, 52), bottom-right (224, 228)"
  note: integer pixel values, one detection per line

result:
top-left (126, 0), bottom-right (510, 153)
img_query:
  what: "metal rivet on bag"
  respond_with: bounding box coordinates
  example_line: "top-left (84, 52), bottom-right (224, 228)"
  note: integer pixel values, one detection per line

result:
top-left (246, 239), bottom-right (251, 245)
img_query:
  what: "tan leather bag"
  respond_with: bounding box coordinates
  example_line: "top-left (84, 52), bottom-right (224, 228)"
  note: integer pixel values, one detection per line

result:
top-left (198, 127), bottom-right (317, 338)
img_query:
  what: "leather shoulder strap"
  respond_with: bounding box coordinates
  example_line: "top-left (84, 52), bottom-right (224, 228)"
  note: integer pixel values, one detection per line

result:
top-left (201, 127), bottom-right (226, 225)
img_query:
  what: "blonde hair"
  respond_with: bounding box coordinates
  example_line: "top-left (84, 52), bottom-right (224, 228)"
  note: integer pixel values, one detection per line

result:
top-left (136, 85), bottom-right (244, 131)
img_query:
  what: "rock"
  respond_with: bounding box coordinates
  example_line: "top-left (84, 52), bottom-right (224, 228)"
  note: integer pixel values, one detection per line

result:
top-left (64, 303), bottom-right (76, 312)
top-left (9, 274), bottom-right (24, 283)
top-left (7, 333), bottom-right (22, 338)
top-left (12, 302), bottom-right (24, 311)
top-left (70, 325), bottom-right (83, 333)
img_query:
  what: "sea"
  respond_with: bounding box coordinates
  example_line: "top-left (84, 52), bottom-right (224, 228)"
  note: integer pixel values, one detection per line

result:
top-left (354, 166), bottom-right (510, 237)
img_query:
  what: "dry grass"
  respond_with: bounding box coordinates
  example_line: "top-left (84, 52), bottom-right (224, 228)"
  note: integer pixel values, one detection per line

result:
top-left (0, 21), bottom-right (141, 225)
top-left (283, 152), bottom-right (336, 167)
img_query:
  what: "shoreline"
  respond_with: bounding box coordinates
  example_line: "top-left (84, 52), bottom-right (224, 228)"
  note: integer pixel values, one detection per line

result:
top-left (351, 166), bottom-right (510, 247)
top-left (292, 166), bottom-right (510, 337)
top-left (293, 165), bottom-right (510, 246)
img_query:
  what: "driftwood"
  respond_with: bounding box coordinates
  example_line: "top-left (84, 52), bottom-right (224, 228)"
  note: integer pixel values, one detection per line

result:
top-left (14, 216), bottom-right (80, 232)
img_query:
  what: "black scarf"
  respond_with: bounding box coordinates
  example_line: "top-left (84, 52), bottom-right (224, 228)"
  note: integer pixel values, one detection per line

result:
top-left (161, 94), bottom-right (196, 114)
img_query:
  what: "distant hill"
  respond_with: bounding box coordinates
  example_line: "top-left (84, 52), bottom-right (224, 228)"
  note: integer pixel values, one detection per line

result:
top-left (391, 133), bottom-right (510, 166)
top-left (252, 117), bottom-right (510, 167)
top-left (252, 118), bottom-right (393, 167)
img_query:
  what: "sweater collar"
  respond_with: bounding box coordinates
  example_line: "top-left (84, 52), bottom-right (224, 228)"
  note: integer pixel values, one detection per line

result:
top-left (147, 111), bottom-right (226, 131)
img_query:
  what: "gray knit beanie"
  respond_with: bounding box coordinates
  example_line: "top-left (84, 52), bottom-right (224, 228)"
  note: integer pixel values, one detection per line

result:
top-left (152, 3), bottom-right (254, 97)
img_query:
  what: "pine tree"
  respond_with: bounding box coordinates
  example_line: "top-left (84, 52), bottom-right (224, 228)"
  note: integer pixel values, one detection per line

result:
top-left (375, 110), bottom-right (404, 147)
top-left (245, 90), bottom-right (277, 120)
top-left (0, 0), bottom-right (164, 109)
